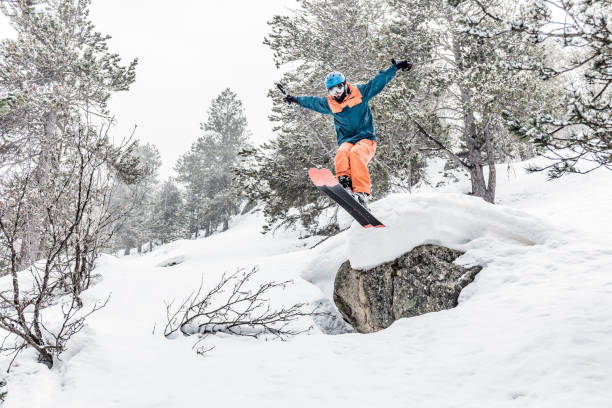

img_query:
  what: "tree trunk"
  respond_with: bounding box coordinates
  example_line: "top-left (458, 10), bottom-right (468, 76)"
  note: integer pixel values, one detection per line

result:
top-left (37, 350), bottom-right (54, 369)
top-left (483, 124), bottom-right (496, 203)
top-left (37, 111), bottom-right (58, 253)
top-left (452, 31), bottom-right (496, 204)
top-left (461, 90), bottom-right (491, 202)
top-left (204, 222), bottom-right (211, 237)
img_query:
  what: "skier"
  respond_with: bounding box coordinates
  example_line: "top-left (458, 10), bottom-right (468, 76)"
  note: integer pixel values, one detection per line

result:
top-left (283, 59), bottom-right (412, 208)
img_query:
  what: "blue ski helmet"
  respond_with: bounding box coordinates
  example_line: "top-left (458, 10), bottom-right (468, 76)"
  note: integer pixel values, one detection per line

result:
top-left (325, 71), bottom-right (346, 89)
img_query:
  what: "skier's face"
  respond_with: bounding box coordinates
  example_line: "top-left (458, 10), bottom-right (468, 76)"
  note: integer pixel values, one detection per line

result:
top-left (328, 82), bottom-right (345, 98)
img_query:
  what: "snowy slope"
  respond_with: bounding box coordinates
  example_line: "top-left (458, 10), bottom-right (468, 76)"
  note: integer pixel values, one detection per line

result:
top-left (2, 159), bottom-right (612, 408)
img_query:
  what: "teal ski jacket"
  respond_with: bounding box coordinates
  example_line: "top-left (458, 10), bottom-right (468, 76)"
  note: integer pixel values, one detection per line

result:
top-left (296, 65), bottom-right (397, 146)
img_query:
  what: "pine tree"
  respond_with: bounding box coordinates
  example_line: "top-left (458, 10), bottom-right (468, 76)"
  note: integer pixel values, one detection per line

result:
top-left (455, 0), bottom-right (611, 178)
top-left (151, 179), bottom-right (186, 244)
top-left (387, 0), bottom-right (554, 203)
top-left (237, 0), bottom-right (429, 234)
top-left (0, 0), bottom-right (138, 265)
top-left (176, 88), bottom-right (251, 236)
top-left (112, 143), bottom-right (162, 255)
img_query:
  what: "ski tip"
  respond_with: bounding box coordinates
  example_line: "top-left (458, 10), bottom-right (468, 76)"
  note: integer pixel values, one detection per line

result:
top-left (308, 167), bottom-right (337, 187)
top-left (364, 224), bottom-right (373, 228)
top-left (375, 224), bottom-right (385, 228)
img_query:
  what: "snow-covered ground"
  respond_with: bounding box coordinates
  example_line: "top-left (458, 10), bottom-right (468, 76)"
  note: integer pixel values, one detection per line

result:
top-left (2, 158), bottom-right (612, 408)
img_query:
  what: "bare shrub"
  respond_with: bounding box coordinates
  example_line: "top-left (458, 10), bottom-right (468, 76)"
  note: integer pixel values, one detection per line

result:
top-left (164, 267), bottom-right (321, 355)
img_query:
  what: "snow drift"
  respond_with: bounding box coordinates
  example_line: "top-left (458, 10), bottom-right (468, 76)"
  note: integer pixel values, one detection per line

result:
top-left (347, 192), bottom-right (553, 269)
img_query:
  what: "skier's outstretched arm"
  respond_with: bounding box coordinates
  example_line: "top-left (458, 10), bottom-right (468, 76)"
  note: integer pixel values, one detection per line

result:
top-left (359, 59), bottom-right (412, 102)
top-left (295, 95), bottom-right (332, 115)
top-left (283, 94), bottom-right (331, 115)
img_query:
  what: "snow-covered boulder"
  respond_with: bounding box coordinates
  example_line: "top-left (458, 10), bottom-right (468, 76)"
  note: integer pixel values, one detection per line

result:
top-left (333, 244), bottom-right (482, 333)
top-left (331, 192), bottom-right (552, 333)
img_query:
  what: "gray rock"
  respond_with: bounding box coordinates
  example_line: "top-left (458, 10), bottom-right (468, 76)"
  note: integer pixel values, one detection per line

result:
top-left (333, 244), bottom-right (482, 333)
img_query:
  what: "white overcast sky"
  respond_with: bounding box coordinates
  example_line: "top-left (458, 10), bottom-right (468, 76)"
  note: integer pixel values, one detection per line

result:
top-left (1, 0), bottom-right (297, 178)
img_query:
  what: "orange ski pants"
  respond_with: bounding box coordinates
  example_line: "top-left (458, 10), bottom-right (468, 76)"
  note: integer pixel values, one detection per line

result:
top-left (334, 139), bottom-right (377, 194)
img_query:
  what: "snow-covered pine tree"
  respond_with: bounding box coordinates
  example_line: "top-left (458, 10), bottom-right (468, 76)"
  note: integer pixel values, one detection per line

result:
top-left (0, 0), bottom-right (139, 265)
top-left (201, 88), bottom-right (251, 232)
top-left (150, 178), bottom-right (186, 244)
top-left (238, 0), bottom-right (429, 234)
top-left (112, 143), bottom-right (162, 255)
top-left (175, 88), bottom-right (251, 237)
top-left (0, 0), bottom-right (140, 368)
top-left (175, 135), bottom-right (210, 238)
top-left (456, 0), bottom-right (611, 178)
top-left (388, 0), bottom-right (554, 203)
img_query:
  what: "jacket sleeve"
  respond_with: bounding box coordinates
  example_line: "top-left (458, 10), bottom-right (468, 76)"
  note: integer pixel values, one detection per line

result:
top-left (296, 96), bottom-right (332, 115)
top-left (358, 65), bottom-right (397, 102)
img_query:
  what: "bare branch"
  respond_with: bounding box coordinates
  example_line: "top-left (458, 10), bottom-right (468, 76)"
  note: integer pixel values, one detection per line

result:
top-left (164, 267), bottom-right (326, 354)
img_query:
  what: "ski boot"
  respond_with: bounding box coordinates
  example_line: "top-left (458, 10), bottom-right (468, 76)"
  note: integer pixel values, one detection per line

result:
top-left (338, 175), bottom-right (353, 193)
top-left (353, 192), bottom-right (370, 211)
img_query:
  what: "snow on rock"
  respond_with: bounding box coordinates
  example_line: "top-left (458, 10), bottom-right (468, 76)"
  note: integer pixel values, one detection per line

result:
top-left (348, 192), bottom-right (553, 270)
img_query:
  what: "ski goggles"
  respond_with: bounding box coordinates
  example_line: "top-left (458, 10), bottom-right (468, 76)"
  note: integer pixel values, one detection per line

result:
top-left (327, 83), bottom-right (345, 95)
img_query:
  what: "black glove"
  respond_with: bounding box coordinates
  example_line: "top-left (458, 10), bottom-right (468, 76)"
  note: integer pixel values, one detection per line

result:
top-left (283, 95), bottom-right (298, 104)
top-left (392, 59), bottom-right (412, 72)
